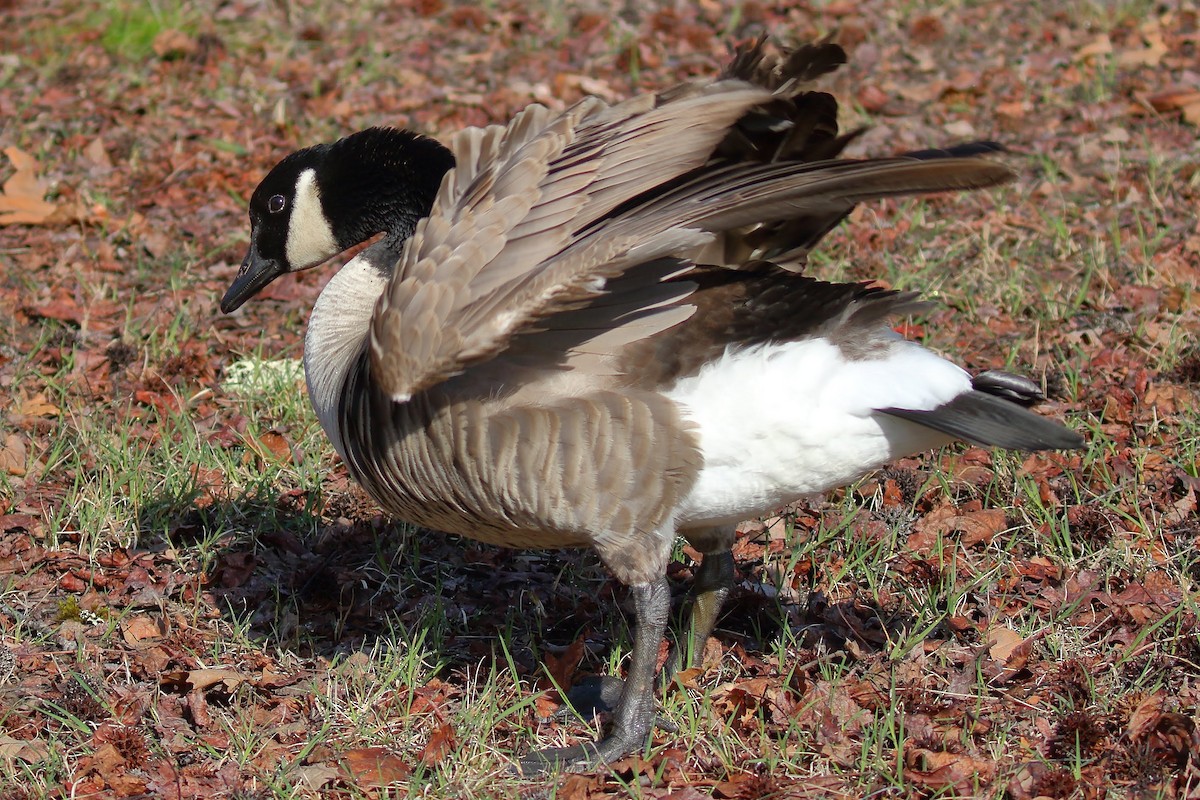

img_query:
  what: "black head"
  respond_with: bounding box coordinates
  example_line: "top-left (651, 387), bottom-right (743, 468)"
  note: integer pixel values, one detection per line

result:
top-left (221, 127), bottom-right (455, 313)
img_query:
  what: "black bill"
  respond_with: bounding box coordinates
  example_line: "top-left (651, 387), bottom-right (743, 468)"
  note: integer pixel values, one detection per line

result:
top-left (220, 250), bottom-right (284, 313)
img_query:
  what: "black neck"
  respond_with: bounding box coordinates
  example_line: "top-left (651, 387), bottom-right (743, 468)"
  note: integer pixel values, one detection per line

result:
top-left (322, 127), bottom-right (456, 257)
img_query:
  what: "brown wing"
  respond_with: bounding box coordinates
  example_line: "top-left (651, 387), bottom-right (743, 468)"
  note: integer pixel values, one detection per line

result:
top-left (367, 83), bottom-right (773, 402)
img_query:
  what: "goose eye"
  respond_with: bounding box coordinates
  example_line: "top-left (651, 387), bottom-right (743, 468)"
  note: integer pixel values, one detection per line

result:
top-left (268, 194), bottom-right (287, 214)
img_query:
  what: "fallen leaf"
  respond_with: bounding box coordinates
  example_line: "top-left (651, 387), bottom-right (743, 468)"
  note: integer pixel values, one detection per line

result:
top-left (1074, 34), bottom-right (1112, 61)
top-left (1147, 87), bottom-right (1200, 126)
top-left (559, 772), bottom-right (606, 800)
top-left (83, 137), bottom-right (112, 170)
top-left (160, 667), bottom-right (245, 693)
top-left (153, 29), bottom-right (199, 60)
top-left (910, 505), bottom-right (1006, 548)
top-left (1162, 485), bottom-right (1196, 526)
top-left (340, 746), bottom-right (411, 787)
top-left (0, 147), bottom-right (58, 225)
top-left (187, 688), bottom-right (213, 728)
top-left (24, 296), bottom-right (84, 324)
top-left (0, 513), bottom-right (42, 537)
top-left (1126, 692), bottom-right (1164, 740)
top-left (903, 746), bottom-right (996, 793)
top-left (0, 433), bottom-right (27, 476)
top-left (544, 636), bottom-right (585, 693)
top-left (713, 771), bottom-right (770, 799)
top-left (954, 508), bottom-right (1008, 547)
top-left (247, 430), bottom-right (293, 463)
top-left (121, 615), bottom-right (164, 645)
top-left (0, 734), bottom-right (49, 764)
top-left (291, 764), bottom-right (340, 790)
top-left (1117, 29), bottom-right (1168, 67)
top-left (983, 625), bottom-right (1036, 684)
top-left (662, 788), bottom-right (713, 800)
top-left (77, 740), bottom-right (149, 796)
top-left (986, 626), bottom-right (1025, 663)
top-left (15, 393), bottom-right (60, 418)
top-left (1006, 761), bottom-right (1070, 800)
top-left (418, 722), bottom-right (457, 766)
top-left (214, 550), bottom-right (256, 588)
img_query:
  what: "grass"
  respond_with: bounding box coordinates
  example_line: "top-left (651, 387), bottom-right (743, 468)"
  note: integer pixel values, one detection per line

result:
top-left (92, 0), bottom-right (197, 62)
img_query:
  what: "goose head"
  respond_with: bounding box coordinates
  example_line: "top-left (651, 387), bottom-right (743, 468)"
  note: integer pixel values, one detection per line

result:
top-left (220, 127), bottom-right (455, 312)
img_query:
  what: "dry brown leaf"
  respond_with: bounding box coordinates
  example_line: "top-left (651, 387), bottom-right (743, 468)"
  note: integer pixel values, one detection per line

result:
top-left (903, 746), bottom-right (997, 793)
top-left (258, 665), bottom-right (297, 689)
top-left (713, 771), bottom-right (771, 799)
top-left (1117, 29), bottom-right (1168, 67)
top-left (83, 137), bottom-right (112, 170)
top-left (662, 788), bottom-right (714, 800)
top-left (0, 147), bottom-right (58, 225)
top-left (153, 29), bottom-right (198, 60)
top-left (291, 764), bottom-right (340, 790)
top-left (0, 514), bottom-right (41, 538)
top-left (985, 625), bottom-right (1025, 664)
top-left (1074, 34), bottom-right (1112, 61)
top-left (984, 625), bottom-right (1035, 685)
top-left (955, 508), bottom-right (1007, 547)
top-left (15, 393), bottom-right (60, 418)
top-left (543, 638), bottom-right (585, 698)
top-left (340, 746), bottom-right (411, 787)
top-left (418, 722), bottom-right (457, 766)
top-left (78, 741), bottom-right (147, 796)
top-left (766, 776), bottom-right (857, 799)
top-left (911, 505), bottom-right (1006, 548)
top-left (1006, 762), bottom-right (1065, 800)
top-left (121, 615), bottom-right (164, 645)
top-left (1162, 485), bottom-right (1196, 526)
top-left (25, 296), bottom-right (84, 324)
top-left (0, 734), bottom-right (49, 764)
top-left (1149, 88), bottom-right (1200, 112)
top-left (558, 772), bottom-right (607, 800)
top-left (187, 687), bottom-right (213, 728)
top-left (214, 550), bottom-right (256, 588)
top-left (1127, 692), bottom-right (1165, 740)
top-left (0, 433), bottom-right (27, 476)
top-left (248, 430), bottom-right (292, 463)
top-left (160, 667), bottom-right (245, 693)
top-left (1147, 87), bottom-right (1200, 126)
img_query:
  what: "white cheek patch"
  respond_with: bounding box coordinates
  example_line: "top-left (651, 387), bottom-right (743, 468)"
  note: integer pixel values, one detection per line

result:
top-left (285, 168), bottom-right (338, 270)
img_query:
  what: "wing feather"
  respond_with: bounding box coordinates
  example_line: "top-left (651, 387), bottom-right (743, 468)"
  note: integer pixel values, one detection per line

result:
top-left (368, 64), bottom-right (1014, 403)
top-left (369, 82), bottom-right (772, 400)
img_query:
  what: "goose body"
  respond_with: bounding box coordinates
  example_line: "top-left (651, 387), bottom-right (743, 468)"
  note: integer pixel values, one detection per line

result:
top-left (221, 39), bottom-right (1083, 772)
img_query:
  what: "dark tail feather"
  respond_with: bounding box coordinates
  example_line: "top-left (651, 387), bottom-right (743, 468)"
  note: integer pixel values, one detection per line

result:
top-left (970, 369), bottom-right (1045, 406)
top-left (901, 141), bottom-right (1007, 160)
top-left (883, 391), bottom-right (1085, 451)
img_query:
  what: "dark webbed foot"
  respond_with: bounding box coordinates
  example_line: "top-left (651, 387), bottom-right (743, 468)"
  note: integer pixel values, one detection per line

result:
top-left (552, 675), bottom-right (678, 734)
top-left (551, 675), bottom-right (625, 721)
top-left (518, 728), bottom-right (649, 776)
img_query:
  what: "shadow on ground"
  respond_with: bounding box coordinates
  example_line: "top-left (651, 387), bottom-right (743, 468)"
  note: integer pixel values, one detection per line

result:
top-left (136, 487), bottom-right (917, 690)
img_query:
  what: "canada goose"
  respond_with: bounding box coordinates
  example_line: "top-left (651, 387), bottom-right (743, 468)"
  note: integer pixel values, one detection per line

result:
top-left (220, 39), bottom-right (1084, 773)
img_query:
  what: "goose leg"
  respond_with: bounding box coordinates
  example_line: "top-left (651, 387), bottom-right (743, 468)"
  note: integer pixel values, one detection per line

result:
top-left (520, 577), bottom-right (671, 774)
top-left (553, 543), bottom-right (734, 721)
top-left (666, 546), bottom-right (734, 680)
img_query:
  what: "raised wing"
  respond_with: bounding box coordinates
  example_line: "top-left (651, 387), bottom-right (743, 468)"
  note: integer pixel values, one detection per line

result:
top-left (368, 78), bottom-right (1014, 403)
top-left (367, 83), bottom-right (773, 402)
